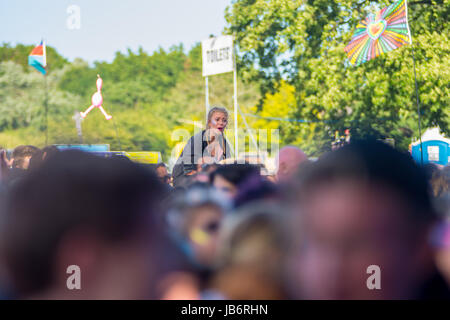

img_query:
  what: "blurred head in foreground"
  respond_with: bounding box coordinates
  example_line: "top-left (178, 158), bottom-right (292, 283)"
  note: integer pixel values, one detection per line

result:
top-left (286, 140), bottom-right (449, 299)
top-left (210, 164), bottom-right (260, 201)
top-left (432, 220), bottom-right (450, 287)
top-left (425, 164), bottom-right (450, 217)
top-left (233, 174), bottom-right (280, 209)
top-left (155, 163), bottom-right (171, 185)
top-left (276, 146), bottom-right (308, 183)
top-left (166, 184), bottom-right (230, 269)
top-left (210, 202), bottom-right (287, 299)
top-left (28, 145), bottom-right (60, 171)
top-left (11, 145), bottom-right (40, 170)
top-left (1, 150), bottom-right (167, 299)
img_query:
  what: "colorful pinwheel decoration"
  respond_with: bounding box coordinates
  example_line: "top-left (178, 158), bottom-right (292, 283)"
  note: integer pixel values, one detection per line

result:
top-left (344, 0), bottom-right (412, 66)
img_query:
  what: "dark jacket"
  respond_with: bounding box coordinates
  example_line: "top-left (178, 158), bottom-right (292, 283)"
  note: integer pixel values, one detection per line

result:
top-left (172, 130), bottom-right (232, 187)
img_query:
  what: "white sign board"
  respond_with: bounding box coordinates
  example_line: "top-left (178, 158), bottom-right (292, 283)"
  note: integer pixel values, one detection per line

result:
top-left (202, 35), bottom-right (234, 77)
top-left (427, 146), bottom-right (439, 161)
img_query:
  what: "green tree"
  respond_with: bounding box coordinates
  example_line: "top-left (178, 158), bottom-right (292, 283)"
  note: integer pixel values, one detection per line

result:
top-left (0, 43), bottom-right (261, 161)
top-left (226, 0), bottom-right (449, 155)
top-left (0, 43), bottom-right (68, 71)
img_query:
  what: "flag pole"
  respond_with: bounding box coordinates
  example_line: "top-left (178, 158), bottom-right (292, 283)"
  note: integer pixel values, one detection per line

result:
top-left (411, 47), bottom-right (423, 165)
top-left (205, 76), bottom-right (209, 124)
top-left (233, 39), bottom-right (239, 159)
top-left (43, 39), bottom-right (49, 146)
top-left (44, 71), bottom-right (49, 146)
top-left (405, 0), bottom-right (423, 165)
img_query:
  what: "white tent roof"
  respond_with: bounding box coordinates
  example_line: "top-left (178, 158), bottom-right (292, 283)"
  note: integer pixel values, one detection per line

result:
top-left (411, 127), bottom-right (450, 146)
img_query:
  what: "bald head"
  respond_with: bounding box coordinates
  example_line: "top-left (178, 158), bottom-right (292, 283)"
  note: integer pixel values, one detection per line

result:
top-left (276, 146), bottom-right (308, 183)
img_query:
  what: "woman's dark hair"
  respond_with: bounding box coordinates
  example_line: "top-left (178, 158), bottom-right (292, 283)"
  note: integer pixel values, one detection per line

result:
top-left (12, 145), bottom-right (40, 169)
top-left (210, 164), bottom-right (260, 187)
top-left (234, 175), bottom-right (280, 209)
top-left (42, 145), bottom-right (59, 160)
top-left (28, 146), bottom-right (60, 171)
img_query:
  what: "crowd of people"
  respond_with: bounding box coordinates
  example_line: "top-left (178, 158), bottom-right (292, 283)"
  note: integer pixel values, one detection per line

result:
top-left (0, 106), bottom-right (449, 300)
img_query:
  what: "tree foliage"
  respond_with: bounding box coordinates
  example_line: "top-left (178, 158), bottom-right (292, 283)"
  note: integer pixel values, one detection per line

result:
top-left (0, 43), bottom-right (68, 70)
top-left (2, 0), bottom-right (447, 159)
top-left (0, 43), bottom-right (259, 161)
top-left (226, 0), bottom-right (449, 155)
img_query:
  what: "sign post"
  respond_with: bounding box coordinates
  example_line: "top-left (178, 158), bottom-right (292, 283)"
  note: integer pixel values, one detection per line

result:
top-left (233, 45), bottom-right (239, 158)
top-left (202, 35), bottom-right (238, 157)
top-left (205, 76), bottom-right (209, 123)
top-left (72, 111), bottom-right (83, 143)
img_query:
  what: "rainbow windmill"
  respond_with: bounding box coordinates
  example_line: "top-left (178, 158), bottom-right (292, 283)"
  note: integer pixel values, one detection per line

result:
top-left (344, 0), bottom-right (425, 165)
top-left (344, 0), bottom-right (412, 66)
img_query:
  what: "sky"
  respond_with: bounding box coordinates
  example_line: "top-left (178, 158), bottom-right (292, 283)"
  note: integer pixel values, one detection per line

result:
top-left (0, 0), bottom-right (231, 63)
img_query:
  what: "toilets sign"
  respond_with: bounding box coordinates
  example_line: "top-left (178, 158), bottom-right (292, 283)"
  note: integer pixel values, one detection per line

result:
top-left (202, 35), bottom-right (234, 77)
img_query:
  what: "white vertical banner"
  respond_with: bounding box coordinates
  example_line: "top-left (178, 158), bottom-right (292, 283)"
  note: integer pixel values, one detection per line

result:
top-left (202, 35), bottom-right (238, 157)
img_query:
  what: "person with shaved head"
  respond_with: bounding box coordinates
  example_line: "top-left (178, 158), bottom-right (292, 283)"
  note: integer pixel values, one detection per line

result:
top-left (276, 146), bottom-right (308, 183)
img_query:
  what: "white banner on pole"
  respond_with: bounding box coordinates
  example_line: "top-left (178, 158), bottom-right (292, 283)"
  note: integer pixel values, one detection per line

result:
top-left (202, 35), bottom-right (234, 77)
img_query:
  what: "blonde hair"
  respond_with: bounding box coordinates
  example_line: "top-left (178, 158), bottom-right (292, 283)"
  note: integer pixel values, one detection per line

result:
top-left (207, 106), bottom-right (229, 126)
